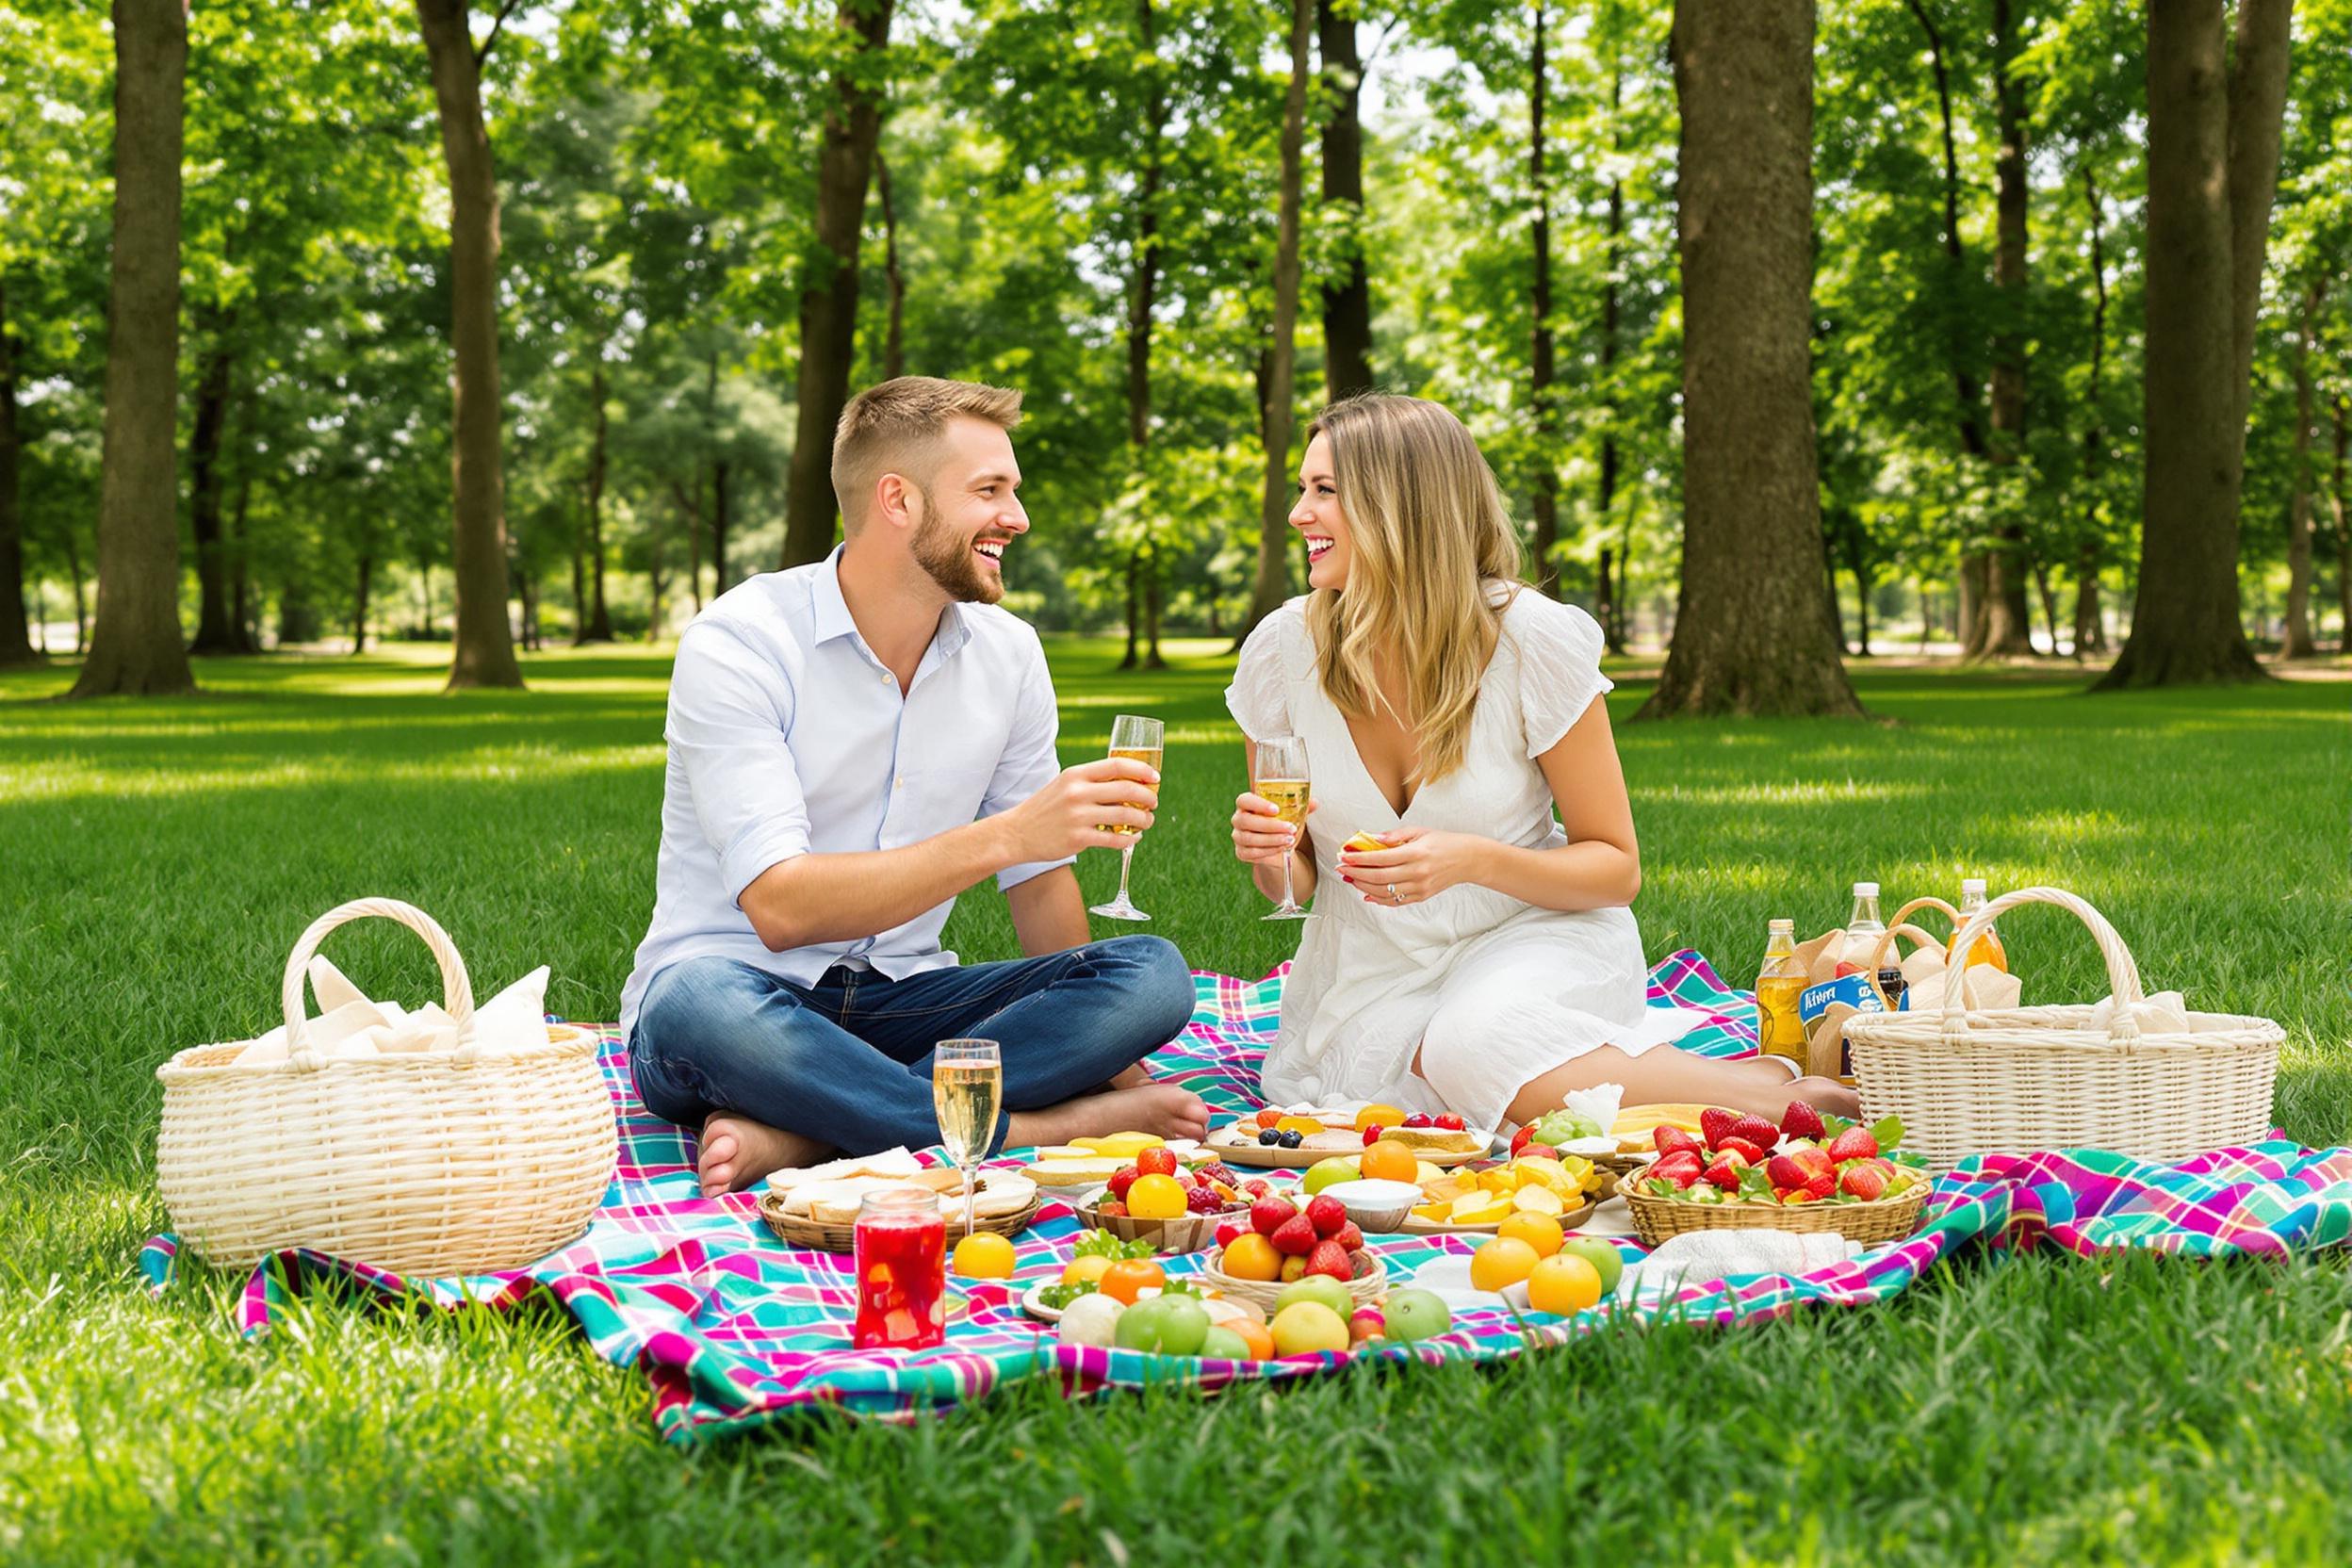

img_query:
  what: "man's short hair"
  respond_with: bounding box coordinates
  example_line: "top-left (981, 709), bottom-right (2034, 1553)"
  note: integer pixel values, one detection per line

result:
top-left (831, 377), bottom-right (1023, 532)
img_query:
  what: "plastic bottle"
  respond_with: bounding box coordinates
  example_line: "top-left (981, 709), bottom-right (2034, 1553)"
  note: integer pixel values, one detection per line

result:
top-left (1756, 918), bottom-right (1808, 1070)
top-left (1949, 877), bottom-right (2010, 972)
top-left (1840, 880), bottom-right (1906, 1009)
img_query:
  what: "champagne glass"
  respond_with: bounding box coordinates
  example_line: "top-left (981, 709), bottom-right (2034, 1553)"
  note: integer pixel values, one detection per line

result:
top-left (1253, 734), bottom-right (1314, 922)
top-left (1087, 713), bottom-right (1164, 922)
top-left (931, 1039), bottom-right (1003, 1238)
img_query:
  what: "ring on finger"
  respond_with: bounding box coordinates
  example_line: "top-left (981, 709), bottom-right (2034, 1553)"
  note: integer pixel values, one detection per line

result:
top-left (1388, 882), bottom-right (1403, 906)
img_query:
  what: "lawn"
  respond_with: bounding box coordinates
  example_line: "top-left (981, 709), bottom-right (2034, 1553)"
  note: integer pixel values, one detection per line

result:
top-left (3, 638), bottom-right (2349, 1563)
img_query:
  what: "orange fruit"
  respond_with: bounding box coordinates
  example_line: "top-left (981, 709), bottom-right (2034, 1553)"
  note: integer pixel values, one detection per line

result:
top-left (1359, 1138), bottom-right (1417, 1184)
top-left (1469, 1236), bottom-right (1540, 1293)
top-left (1526, 1252), bottom-right (1604, 1315)
top-left (1219, 1233), bottom-right (1282, 1282)
top-left (1060, 1254), bottom-right (1115, 1288)
top-left (1125, 1173), bottom-right (1187, 1219)
top-left (1228, 1319), bottom-right (1276, 1360)
top-left (1099, 1258), bottom-right (1167, 1304)
top-left (1353, 1102), bottom-right (1407, 1131)
top-left (1495, 1213), bottom-right (1564, 1259)
top-left (950, 1232), bottom-right (1016, 1279)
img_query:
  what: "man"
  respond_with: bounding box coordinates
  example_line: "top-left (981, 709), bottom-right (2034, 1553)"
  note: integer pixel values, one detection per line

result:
top-left (620, 377), bottom-right (1207, 1196)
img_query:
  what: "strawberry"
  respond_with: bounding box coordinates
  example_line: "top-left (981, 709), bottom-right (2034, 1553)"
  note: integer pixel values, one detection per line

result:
top-left (1404, 1113), bottom-right (1433, 1129)
top-left (1434, 1113), bottom-right (1466, 1131)
top-left (1825, 1127), bottom-right (1880, 1164)
top-left (1717, 1136), bottom-right (1768, 1167)
top-left (1654, 1126), bottom-right (1705, 1159)
top-left (1509, 1125), bottom-right (1536, 1157)
top-left (1700, 1106), bottom-right (1741, 1149)
top-left (1765, 1153), bottom-right (1812, 1190)
top-left (1804, 1171), bottom-right (1838, 1200)
top-left (1789, 1146), bottom-right (1836, 1182)
top-left (1216, 1222), bottom-right (1246, 1248)
top-left (1243, 1179), bottom-right (1272, 1199)
top-left (1729, 1114), bottom-right (1780, 1151)
top-left (1136, 1146), bottom-right (1180, 1178)
top-left (1106, 1167), bottom-right (1140, 1201)
top-left (1364, 1125), bottom-right (1388, 1147)
top-left (1703, 1152), bottom-right (1748, 1189)
top-left (1185, 1184), bottom-right (1227, 1215)
top-left (1196, 1162), bottom-right (1241, 1190)
top-left (1271, 1212), bottom-right (1322, 1257)
top-left (1250, 1195), bottom-right (1296, 1237)
top-left (1779, 1101), bottom-right (1827, 1142)
top-left (1306, 1194), bottom-right (1348, 1238)
top-left (1839, 1162), bottom-right (1889, 1200)
top-left (1332, 1221), bottom-right (1364, 1251)
top-left (1305, 1239), bottom-right (1354, 1281)
top-left (1651, 1151), bottom-right (1705, 1188)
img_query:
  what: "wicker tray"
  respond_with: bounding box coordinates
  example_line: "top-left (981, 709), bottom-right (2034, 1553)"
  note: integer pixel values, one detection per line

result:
top-left (1613, 1168), bottom-right (1930, 1248)
top-left (1842, 887), bottom-right (2284, 1170)
top-left (758, 1179), bottom-right (1040, 1253)
top-left (1072, 1200), bottom-right (1245, 1255)
top-left (1195, 1247), bottom-right (1388, 1314)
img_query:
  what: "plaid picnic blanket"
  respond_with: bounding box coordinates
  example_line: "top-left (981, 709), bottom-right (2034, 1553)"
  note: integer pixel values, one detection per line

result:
top-left (138, 953), bottom-right (2352, 1442)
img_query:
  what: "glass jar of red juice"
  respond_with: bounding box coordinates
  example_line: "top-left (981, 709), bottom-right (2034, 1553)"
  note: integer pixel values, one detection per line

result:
top-left (853, 1188), bottom-right (947, 1350)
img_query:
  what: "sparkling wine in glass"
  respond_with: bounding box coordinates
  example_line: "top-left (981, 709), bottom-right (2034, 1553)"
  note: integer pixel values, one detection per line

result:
top-left (1088, 713), bottom-right (1164, 922)
top-left (1254, 734), bottom-right (1313, 922)
top-left (931, 1038), bottom-right (1003, 1237)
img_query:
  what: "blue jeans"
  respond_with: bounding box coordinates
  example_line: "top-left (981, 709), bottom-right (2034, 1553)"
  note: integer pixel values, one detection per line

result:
top-left (627, 936), bottom-right (1196, 1156)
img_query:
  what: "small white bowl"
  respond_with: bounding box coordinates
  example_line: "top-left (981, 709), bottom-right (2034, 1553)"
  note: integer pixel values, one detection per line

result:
top-left (1318, 1178), bottom-right (1424, 1233)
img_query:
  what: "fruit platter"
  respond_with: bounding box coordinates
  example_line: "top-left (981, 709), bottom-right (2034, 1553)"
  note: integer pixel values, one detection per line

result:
top-left (1070, 1148), bottom-right (1264, 1254)
top-left (1612, 1102), bottom-right (1933, 1247)
top-left (1195, 1186), bottom-right (1391, 1311)
top-left (1027, 1231), bottom-right (1462, 1361)
top-left (1204, 1103), bottom-right (1492, 1170)
top-left (1399, 1151), bottom-right (1606, 1236)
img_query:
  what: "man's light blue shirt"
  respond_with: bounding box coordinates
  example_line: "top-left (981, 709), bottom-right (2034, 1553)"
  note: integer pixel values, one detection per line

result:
top-left (618, 548), bottom-right (1070, 1035)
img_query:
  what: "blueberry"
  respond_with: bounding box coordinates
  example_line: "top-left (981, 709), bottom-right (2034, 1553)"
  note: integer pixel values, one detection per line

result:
top-left (1258, 1129), bottom-right (1282, 1146)
top-left (1278, 1129), bottom-right (1303, 1149)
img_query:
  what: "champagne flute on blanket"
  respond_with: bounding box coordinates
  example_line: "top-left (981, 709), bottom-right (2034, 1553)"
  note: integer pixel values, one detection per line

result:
top-left (932, 1039), bottom-right (1003, 1238)
top-left (1087, 713), bottom-right (1165, 922)
top-left (1253, 734), bottom-right (1314, 922)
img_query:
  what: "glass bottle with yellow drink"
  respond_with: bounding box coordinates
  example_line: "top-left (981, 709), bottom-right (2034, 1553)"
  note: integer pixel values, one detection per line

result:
top-left (1756, 918), bottom-right (1808, 1069)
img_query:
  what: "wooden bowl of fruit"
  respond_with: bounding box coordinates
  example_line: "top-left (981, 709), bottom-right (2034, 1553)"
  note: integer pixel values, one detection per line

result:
top-left (1074, 1152), bottom-right (1260, 1255)
top-left (1612, 1104), bottom-right (1934, 1249)
top-left (1402, 1153), bottom-right (1603, 1235)
top-left (1195, 1189), bottom-right (1388, 1313)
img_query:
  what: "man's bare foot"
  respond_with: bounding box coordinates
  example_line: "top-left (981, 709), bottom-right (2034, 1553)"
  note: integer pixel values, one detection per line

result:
top-left (696, 1113), bottom-right (830, 1198)
top-left (1008, 1083), bottom-right (1210, 1150)
top-left (1107, 1061), bottom-right (1157, 1090)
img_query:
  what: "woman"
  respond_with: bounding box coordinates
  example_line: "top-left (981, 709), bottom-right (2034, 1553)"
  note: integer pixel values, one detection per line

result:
top-left (1226, 394), bottom-right (1857, 1133)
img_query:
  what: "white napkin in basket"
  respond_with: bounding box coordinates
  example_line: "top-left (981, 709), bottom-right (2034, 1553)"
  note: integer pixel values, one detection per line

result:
top-left (2085, 989), bottom-right (2195, 1036)
top-left (229, 963), bottom-right (552, 1063)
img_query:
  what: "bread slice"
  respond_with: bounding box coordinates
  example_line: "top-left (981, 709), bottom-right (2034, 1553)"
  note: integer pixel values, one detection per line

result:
top-left (1022, 1156), bottom-right (1128, 1188)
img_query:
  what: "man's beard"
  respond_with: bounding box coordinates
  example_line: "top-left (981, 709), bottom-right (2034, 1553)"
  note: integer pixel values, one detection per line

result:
top-left (910, 490), bottom-right (1003, 605)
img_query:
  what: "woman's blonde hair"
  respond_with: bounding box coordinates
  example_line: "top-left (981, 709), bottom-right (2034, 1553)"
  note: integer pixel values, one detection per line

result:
top-left (1303, 395), bottom-right (1526, 787)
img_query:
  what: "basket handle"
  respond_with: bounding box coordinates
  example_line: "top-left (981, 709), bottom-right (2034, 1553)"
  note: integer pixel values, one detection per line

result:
top-left (1858, 923), bottom-right (1946, 1011)
top-left (280, 899), bottom-right (476, 1071)
top-left (1888, 895), bottom-right (1960, 935)
top-left (1938, 885), bottom-right (2145, 1045)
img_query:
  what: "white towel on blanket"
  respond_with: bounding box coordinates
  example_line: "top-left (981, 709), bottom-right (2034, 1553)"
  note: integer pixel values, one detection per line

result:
top-left (1618, 1228), bottom-right (1861, 1307)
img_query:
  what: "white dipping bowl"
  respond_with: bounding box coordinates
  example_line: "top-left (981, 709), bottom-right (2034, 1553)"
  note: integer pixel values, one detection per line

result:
top-left (1318, 1178), bottom-right (1424, 1233)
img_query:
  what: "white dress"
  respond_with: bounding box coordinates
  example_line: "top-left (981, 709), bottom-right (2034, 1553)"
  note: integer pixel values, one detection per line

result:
top-left (1225, 583), bottom-right (1667, 1132)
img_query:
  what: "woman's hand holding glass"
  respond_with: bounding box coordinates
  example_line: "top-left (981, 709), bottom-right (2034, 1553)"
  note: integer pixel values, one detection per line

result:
top-left (1231, 787), bottom-right (1317, 918)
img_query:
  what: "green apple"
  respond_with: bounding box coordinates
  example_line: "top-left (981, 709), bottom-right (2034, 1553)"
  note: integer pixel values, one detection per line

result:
top-left (1380, 1287), bottom-right (1452, 1343)
top-left (1114, 1295), bottom-right (1211, 1355)
top-left (1273, 1274), bottom-right (1354, 1321)
top-left (1199, 1326), bottom-right (1254, 1361)
top-left (1301, 1157), bottom-right (1362, 1196)
top-left (1557, 1237), bottom-right (1624, 1295)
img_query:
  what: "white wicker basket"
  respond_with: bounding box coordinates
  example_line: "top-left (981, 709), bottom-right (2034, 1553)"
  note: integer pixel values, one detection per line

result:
top-left (1842, 887), bottom-right (2282, 1170)
top-left (155, 899), bottom-right (617, 1275)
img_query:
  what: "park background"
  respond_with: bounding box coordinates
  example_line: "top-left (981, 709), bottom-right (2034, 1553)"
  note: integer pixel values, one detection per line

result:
top-left (6, 0), bottom-right (2352, 1562)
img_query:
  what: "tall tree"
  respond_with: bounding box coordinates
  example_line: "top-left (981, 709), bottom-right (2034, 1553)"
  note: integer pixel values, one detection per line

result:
top-left (0, 280), bottom-right (29, 665)
top-left (1119, 0), bottom-right (1171, 673)
top-left (1640, 0), bottom-right (1860, 718)
top-left (71, 0), bottom-right (194, 698)
top-left (1317, 0), bottom-right (1374, 401)
top-left (1242, 0), bottom-right (1315, 637)
top-left (2072, 160), bottom-right (2112, 658)
top-left (1977, 0), bottom-right (2037, 656)
top-left (2282, 278), bottom-right (2327, 658)
top-left (1526, 0), bottom-right (1560, 598)
top-left (2097, 0), bottom-right (2292, 689)
top-left (416, 0), bottom-right (524, 689)
top-left (780, 0), bottom-right (895, 568)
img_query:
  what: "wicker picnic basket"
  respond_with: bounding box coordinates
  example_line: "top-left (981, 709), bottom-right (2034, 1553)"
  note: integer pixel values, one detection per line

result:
top-left (1841, 887), bottom-right (2282, 1171)
top-left (1196, 1248), bottom-right (1387, 1314)
top-left (155, 899), bottom-right (617, 1276)
top-left (757, 1177), bottom-right (1042, 1253)
top-left (1612, 1167), bottom-right (1930, 1248)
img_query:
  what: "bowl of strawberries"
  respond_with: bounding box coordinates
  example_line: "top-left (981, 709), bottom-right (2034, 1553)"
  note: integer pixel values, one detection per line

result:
top-left (1074, 1149), bottom-right (1264, 1254)
top-left (1612, 1102), bottom-right (1934, 1248)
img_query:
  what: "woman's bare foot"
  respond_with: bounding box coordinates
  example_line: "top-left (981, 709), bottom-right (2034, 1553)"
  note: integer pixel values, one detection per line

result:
top-left (1008, 1083), bottom-right (1210, 1150)
top-left (696, 1113), bottom-right (830, 1198)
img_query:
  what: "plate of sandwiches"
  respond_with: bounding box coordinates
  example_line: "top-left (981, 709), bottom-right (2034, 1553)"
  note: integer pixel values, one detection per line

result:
top-left (1204, 1108), bottom-right (1494, 1170)
top-left (757, 1148), bottom-right (1039, 1251)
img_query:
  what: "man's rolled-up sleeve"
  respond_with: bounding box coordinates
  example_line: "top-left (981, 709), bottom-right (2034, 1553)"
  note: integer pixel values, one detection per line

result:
top-left (667, 623), bottom-right (811, 906)
top-left (981, 635), bottom-right (1074, 892)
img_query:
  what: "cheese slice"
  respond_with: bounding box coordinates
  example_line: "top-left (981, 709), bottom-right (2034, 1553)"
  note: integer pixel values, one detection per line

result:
top-left (1022, 1156), bottom-right (1128, 1188)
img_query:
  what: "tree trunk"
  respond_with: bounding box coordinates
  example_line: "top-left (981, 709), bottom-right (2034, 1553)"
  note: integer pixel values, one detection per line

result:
top-left (2332, 394), bottom-right (2350, 651)
top-left (875, 148), bottom-right (905, 381)
top-left (0, 275), bottom-right (32, 665)
top-left (1595, 545), bottom-right (1618, 655)
top-left (1847, 532), bottom-right (1871, 657)
top-left (2072, 539), bottom-right (2102, 660)
top-left (2282, 278), bottom-right (2325, 659)
top-left (2032, 556), bottom-right (2061, 656)
top-left (1241, 0), bottom-right (1315, 638)
top-left (582, 358), bottom-right (613, 641)
top-left (1594, 60), bottom-right (1625, 633)
top-left (1144, 545), bottom-right (1166, 670)
top-left (781, 0), bottom-right (895, 568)
top-left (2074, 160), bottom-right (2110, 658)
top-left (712, 456), bottom-right (731, 592)
top-left (1977, 0), bottom-right (2036, 658)
top-left (416, 0), bottom-right (523, 690)
top-left (71, 0), bottom-right (194, 699)
top-left (187, 337), bottom-right (241, 654)
top-left (1956, 553), bottom-right (1986, 658)
top-left (229, 462), bottom-right (255, 649)
top-left (66, 526), bottom-right (87, 652)
top-left (685, 474), bottom-right (705, 613)
top-left (1121, 0), bottom-right (1168, 667)
top-left (1640, 0), bottom-right (1860, 719)
top-left (1317, 0), bottom-right (1373, 401)
top-left (1527, 1), bottom-right (1560, 599)
top-left (2096, 0), bottom-right (2287, 689)
top-left (568, 531), bottom-right (587, 645)
top-left (353, 552), bottom-right (372, 654)
top-left (1119, 547), bottom-right (1140, 671)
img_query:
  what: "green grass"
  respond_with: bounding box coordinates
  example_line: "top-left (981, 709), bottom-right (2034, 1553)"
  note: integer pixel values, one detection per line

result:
top-left (4, 639), bottom-right (2350, 1564)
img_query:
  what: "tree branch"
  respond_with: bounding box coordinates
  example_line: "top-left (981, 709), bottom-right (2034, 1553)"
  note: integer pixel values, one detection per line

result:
top-left (473, 0), bottom-right (526, 70)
